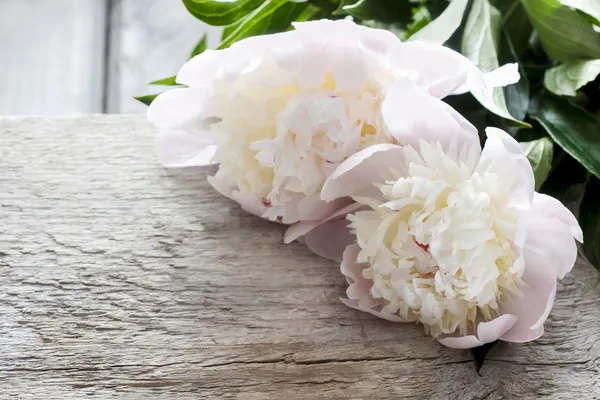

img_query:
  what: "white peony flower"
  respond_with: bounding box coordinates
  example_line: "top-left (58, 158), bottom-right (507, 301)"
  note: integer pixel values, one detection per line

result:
top-left (314, 125), bottom-right (582, 348)
top-left (148, 19), bottom-right (518, 225)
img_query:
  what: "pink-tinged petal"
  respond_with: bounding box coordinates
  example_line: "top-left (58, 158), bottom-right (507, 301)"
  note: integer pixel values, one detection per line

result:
top-left (476, 127), bottom-right (535, 209)
top-left (296, 195), bottom-right (352, 222)
top-left (438, 314), bottom-right (518, 349)
top-left (530, 193), bottom-right (583, 243)
top-left (389, 41), bottom-right (480, 98)
top-left (500, 261), bottom-right (558, 343)
top-left (321, 144), bottom-right (404, 202)
top-left (304, 219), bottom-right (355, 262)
top-left (176, 49), bottom-right (222, 87)
top-left (382, 79), bottom-right (479, 151)
top-left (284, 202), bottom-right (363, 244)
top-left (477, 314), bottom-right (519, 343)
top-left (207, 175), bottom-right (267, 219)
top-left (437, 335), bottom-right (483, 349)
top-left (339, 245), bottom-right (413, 323)
top-left (156, 130), bottom-right (216, 168)
top-left (147, 88), bottom-right (210, 129)
top-left (523, 202), bottom-right (581, 279)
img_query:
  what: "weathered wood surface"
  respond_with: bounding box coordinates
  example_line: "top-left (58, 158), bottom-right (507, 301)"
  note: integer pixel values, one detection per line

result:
top-left (1, 115), bottom-right (599, 399)
top-left (0, 0), bottom-right (107, 115)
top-left (107, 0), bottom-right (222, 113)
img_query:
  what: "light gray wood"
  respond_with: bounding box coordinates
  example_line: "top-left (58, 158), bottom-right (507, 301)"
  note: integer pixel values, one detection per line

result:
top-left (1, 115), bottom-right (599, 399)
top-left (0, 0), bottom-right (107, 115)
top-left (107, 0), bottom-right (222, 114)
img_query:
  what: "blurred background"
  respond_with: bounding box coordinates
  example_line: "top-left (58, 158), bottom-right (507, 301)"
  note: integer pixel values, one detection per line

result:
top-left (0, 0), bottom-right (221, 115)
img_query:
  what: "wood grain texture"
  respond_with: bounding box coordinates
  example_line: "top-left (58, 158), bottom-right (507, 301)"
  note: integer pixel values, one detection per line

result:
top-left (106, 0), bottom-right (222, 113)
top-left (0, 0), bottom-right (106, 115)
top-left (1, 115), bottom-right (600, 399)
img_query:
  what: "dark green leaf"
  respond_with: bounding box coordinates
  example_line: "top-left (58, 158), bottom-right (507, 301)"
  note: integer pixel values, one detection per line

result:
top-left (182, 0), bottom-right (264, 26)
top-left (342, 0), bottom-right (413, 25)
top-left (148, 76), bottom-right (178, 86)
top-left (521, 0), bottom-right (600, 61)
top-left (218, 0), bottom-right (307, 49)
top-left (539, 151), bottom-right (589, 201)
top-left (531, 93), bottom-right (600, 179)
top-left (189, 34), bottom-right (209, 58)
top-left (134, 94), bottom-right (159, 106)
top-left (579, 176), bottom-right (600, 271)
top-left (492, 0), bottom-right (532, 57)
top-left (500, 30), bottom-right (530, 121)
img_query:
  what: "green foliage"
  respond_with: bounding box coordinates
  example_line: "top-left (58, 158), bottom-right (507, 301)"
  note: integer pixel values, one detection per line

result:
top-left (520, 137), bottom-right (554, 190)
top-left (531, 94), bottom-right (600, 180)
top-left (521, 0), bottom-right (600, 61)
top-left (544, 60), bottom-right (600, 96)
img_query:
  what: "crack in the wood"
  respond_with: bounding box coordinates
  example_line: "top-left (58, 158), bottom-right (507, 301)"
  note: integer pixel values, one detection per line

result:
top-left (45, 232), bottom-right (106, 255)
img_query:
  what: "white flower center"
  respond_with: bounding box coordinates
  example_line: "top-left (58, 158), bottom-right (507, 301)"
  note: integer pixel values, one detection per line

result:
top-left (209, 69), bottom-right (391, 223)
top-left (350, 142), bottom-right (525, 338)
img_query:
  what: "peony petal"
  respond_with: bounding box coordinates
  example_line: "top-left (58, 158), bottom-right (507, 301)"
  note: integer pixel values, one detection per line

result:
top-left (208, 175), bottom-right (267, 219)
top-left (388, 41), bottom-right (475, 98)
top-left (176, 49), bottom-right (222, 87)
top-left (500, 260), bottom-right (558, 343)
top-left (296, 195), bottom-right (351, 223)
top-left (530, 193), bottom-right (583, 243)
top-left (476, 127), bottom-right (535, 209)
top-left (484, 63), bottom-right (520, 88)
top-left (437, 335), bottom-right (483, 349)
top-left (147, 88), bottom-right (210, 129)
top-left (304, 219), bottom-right (355, 262)
top-left (339, 245), bottom-right (413, 323)
top-left (284, 202), bottom-right (363, 244)
top-left (438, 314), bottom-right (518, 349)
top-left (382, 79), bottom-right (479, 151)
top-left (156, 130), bottom-right (216, 168)
top-left (321, 144), bottom-right (404, 202)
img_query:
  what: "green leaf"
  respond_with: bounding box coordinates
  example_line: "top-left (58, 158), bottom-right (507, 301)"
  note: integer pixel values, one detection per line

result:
top-left (531, 93), bottom-right (600, 179)
top-left (520, 137), bottom-right (554, 190)
top-left (182, 0), bottom-right (264, 26)
top-left (134, 94), bottom-right (159, 106)
top-left (148, 76), bottom-right (179, 86)
top-left (492, 0), bottom-right (533, 57)
top-left (342, 0), bottom-right (413, 25)
top-left (189, 34), bottom-right (209, 58)
top-left (560, 0), bottom-right (600, 25)
top-left (500, 30), bottom-right (530, 121)
top-left (408, 0), bottom-right (469, 44)
top-left (521, 0), bottom-right (600, 62)
top-left (218, 0), bottom-right (307, 49)
top-left (544, 59), bottom-right (600, 96)
top-left (461, 0), bottom-right (525, 125)
top-left (579, 176), bottom-right (600, 271)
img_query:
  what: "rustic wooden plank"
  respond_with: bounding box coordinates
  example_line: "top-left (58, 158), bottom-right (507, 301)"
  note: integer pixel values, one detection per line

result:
top-left (106, 0), bottom-right (222, 114)
top-left (0, 115), bottom-right (599, 399)
top-left (0, 0), bottom-right (107, 115)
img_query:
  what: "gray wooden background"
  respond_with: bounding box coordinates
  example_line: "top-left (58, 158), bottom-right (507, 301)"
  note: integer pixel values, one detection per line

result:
top-left (0, 0), bottom-right (221, 115)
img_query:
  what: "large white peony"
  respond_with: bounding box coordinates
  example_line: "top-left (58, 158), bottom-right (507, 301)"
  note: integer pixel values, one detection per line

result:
top-left (309, 121), bottom-right (583, 348)
top-left (148, 19), bottom-right (518, 225)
